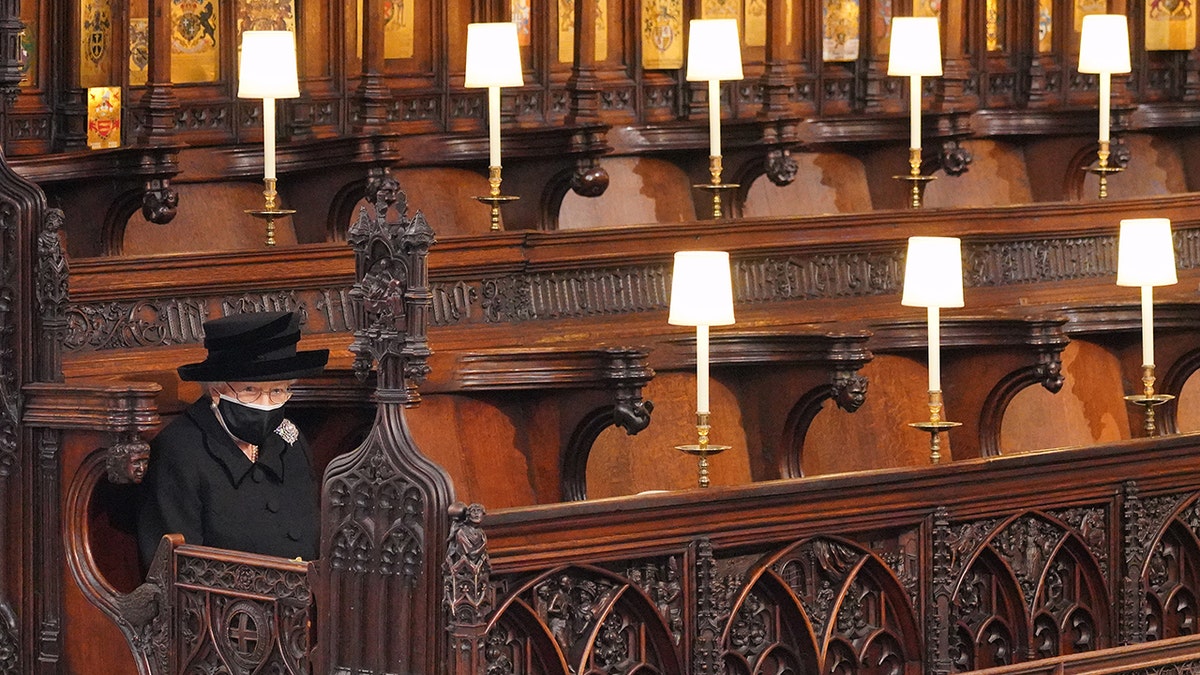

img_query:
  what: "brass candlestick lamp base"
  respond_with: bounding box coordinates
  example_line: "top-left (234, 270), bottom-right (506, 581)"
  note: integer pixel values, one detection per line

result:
top-left (892, 148), bottom-right (936, 209)
top-left (675, 413), bottom-right (731, 488)
top-left (474, 165), bottom-right (519, 231)
top-left (1124, 364), bottom-right (1174, 437)
top-left (245, 177), bottom-right (296, 247)
top-left (692, 156), bottom-right (740, 219)
top-left (908, 390), bottom-right (960, 464)
top-left (1086, 140), bottom-right (1124, 200)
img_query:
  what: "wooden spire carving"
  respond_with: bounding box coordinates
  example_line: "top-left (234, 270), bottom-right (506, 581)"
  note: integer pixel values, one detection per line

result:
top-left (317, 174), bottom-right (455, 674)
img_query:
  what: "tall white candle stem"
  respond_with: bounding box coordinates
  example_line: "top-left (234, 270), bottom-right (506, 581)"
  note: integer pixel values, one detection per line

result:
top-left (263, 97), bottom-right (276, 181)
top-left (1099, 72), bottom-right (1111, 144)
top-left (488, 86), bottom-right (502, 168)
top-left (1141, 285), bottom-right (1155, 367)
top-left (708, 79), bottom-right (721, 158)
top-left (910, 75), bottom-right (922, 150)
top-left (697, 325), bottom-right (711, 414)
top-left (928, 306), bottom-right (941, 392)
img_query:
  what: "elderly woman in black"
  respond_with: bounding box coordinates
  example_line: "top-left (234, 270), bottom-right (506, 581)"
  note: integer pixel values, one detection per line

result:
top-left (137, 311), bottom-right (328, 567)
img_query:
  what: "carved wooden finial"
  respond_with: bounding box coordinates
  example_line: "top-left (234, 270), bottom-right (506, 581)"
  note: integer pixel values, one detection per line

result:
top-left (347, 174), bottom-right (435, 404)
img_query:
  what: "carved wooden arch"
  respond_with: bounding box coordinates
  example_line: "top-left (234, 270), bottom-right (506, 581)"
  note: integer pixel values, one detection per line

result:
top-left (951, 511), bottom-right (1111, 667)
top-left (64, 446), bottom-right (170, 675)
top-left (328, 177), bottom-right (371, 242)
top-left (1152, 345), bottom-right (1200, 435)
top-left (1062, 140), bottom-right (1129, 202)
top-left (1137, 492), bottom-right (1200, 641)
top-left (99, 188), bottom-right (149, 256)
top-left (484, 563), bottom-right (685, 674)
top-left (562, 397), bottom-right (654, 501)
top-left (977, 357), bottom-right (1065, 457)
top-left (541, 165), bottom-right (578, 231)
top-left (1028, 532), bottom-right (1111, 659)
top-left (952, 547), bottom-right (1027, 670)
top-left (562, 405), bottom-right (614, 501)
top-left (1141, 519), bottom-right (1200, 641)
top-left (780, 377), bottom-right (868, 478)
top-left (780, 385), bottom-right (836, 479)
top-left (724, 535), bottom-right (919, 674)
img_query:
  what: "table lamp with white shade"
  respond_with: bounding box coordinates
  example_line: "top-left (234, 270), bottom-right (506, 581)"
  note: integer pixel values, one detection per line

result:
top-left (902, 236), bottom-right (964, 463)
top-left (1078, 14), bottom-right (1130, 199)
top-left (685, 19), bottom-right (743, 219)
top-left (669, 250), bottom-right (735, 487)
top-left (465, 22), bottom-right (524, 231)
top-left (238, 30), bottom-right (300, 246)
top-left (888, 17), bottom-right (942, 209)
top-left (1117, 217), bottom-right (1177, 435)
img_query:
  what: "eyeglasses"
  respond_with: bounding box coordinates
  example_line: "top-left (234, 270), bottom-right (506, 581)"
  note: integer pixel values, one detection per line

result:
top-left (226, 382), bottom-right (293, 404)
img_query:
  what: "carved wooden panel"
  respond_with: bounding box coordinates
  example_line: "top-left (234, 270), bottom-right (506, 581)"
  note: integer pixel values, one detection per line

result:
top-left (172, 548), bottom-right (312, 675)
top-left (946, 511), bottom-right (1110, 670)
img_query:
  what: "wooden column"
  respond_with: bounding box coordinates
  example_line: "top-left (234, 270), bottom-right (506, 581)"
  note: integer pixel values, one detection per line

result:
top-left (354, 0), bottom-right (390, 132)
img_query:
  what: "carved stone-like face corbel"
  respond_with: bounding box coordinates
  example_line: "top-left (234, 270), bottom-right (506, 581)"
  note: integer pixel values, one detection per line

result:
top-left (766, 148), bottom-right (799, 187)
top-left (831, 371), bottom-right (869, 413)
top-left (939, 140), bottom-right (974, 177)
top-left (105, 437), bottom-right (150, 484)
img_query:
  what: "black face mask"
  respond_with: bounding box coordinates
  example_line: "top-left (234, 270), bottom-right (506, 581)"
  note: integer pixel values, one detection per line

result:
top-left (215, 398), bottom-right (286, 447)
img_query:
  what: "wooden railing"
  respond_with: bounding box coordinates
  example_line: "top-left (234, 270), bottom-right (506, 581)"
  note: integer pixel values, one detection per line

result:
top-left (475, 433), bottom-right (1200, 674)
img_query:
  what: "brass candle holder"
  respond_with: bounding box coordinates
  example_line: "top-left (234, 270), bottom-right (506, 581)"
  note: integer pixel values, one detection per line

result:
top-left (474, 165), bottom-right (520, 231)
top-left (1086, 140), bottom-right (1123, 200)
top-left (693, 155), bottom-right (740, 219)
top-left (1124, 364), bottom-right (1174, 437)
top-left (908, 389), bottom-right (960, 464)
top-left (675, 412), bottom-right (731, 488)
top-left (892, 148), bottom-right (937, 209)
top-left (245, 177), bottom-right (296, 247)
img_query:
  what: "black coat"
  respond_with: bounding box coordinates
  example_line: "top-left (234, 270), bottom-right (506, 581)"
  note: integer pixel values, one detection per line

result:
top-left (137, 396), bottom-right (320, 567)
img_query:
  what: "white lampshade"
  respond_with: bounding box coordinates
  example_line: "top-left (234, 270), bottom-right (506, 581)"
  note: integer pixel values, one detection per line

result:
top-left (887, 17), bottom-right (943, 77)
top-left (1079, 14), bottom-right (1131, 74)
top-left (238, 31), bottom-right (300, 99)
top-left (465, 23), bottom-right (525, 88)
top-left (1117, 218), bottom-right (1177, 287)
top-left (902, 237), bottom-right (964, 308)
top-left (668, 251), bottom-right (736, 326)
top-left (686, 19), bottom-right (744, 82)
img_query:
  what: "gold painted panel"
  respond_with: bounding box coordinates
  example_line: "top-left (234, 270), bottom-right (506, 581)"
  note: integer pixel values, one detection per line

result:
top-left (512, 0), bottom-right (532, 47)
top-left (746, 0), bottom-right (767, 46)
top-left (129, 18), bottom-right (148, 85)
top-left (171, 0), bottom-right (219, 83)
top-left (914, 0), bottom-right (940, 17)
top-left (87, 86), bottom-right (121, 149)
top-left (1038, 0), bottom-right (1053, 52)
top-left (80, 0), bottom-right (114, 88)
top-left (384, 0), bottom-right (415, 58)
top-left (786, 0), bottom-right (795, 46)
top-left (19, 8), bottom-right (36, 87)
top-left (986, 0), bottom-right (1001, 51)
top-left (237, 0), bottom-right (294, 30)
top-left (642, 0), bottom-right (684, 69)
top-left (701, 0), bottom-right (739, 18)
top-left (1073, 0), bottom-right (1106, 32)
top-left (557, 0), bottom-right (609, 64)
top-left (823, 0), bottom-right (859, 62)
top-left (1146, 0), bottom-right (1196, 51)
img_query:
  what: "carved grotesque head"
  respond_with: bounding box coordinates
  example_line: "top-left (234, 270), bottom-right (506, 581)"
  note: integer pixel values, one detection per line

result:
top-left (105, 440), bottom-right (150, 484)
top-left (465, 502), bottom-right (485, 525)
top-left (833, 373), bottom-right (869, 413)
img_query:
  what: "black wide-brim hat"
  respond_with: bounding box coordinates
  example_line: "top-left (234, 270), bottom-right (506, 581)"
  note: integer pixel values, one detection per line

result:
top-left (177, 311), bottom-right (329, 382)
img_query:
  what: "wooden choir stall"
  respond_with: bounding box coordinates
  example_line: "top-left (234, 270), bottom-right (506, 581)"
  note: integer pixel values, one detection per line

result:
top-left (6, 0), bottom-right (1200, 674)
